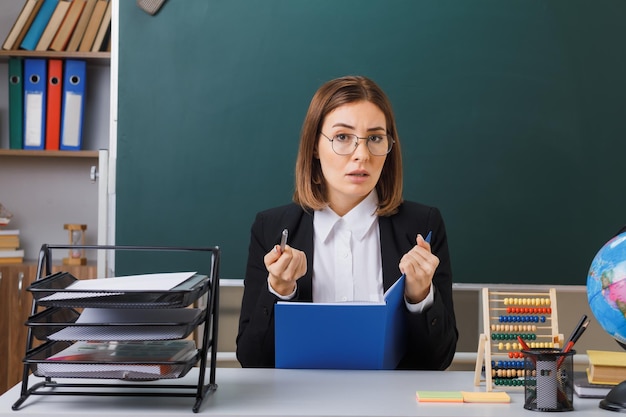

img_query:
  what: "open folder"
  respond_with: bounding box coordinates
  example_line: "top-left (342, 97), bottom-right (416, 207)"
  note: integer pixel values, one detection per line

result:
top-left (275, 275), bottom-right (407, 370)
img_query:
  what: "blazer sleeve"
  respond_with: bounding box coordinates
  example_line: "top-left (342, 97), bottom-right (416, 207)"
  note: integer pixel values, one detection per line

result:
top-left (236, 204), bottom-right (312, 367)
top-left (388, 204), bottom-right (458, 370)
top-left (236, 210), bottom-right (281, 367)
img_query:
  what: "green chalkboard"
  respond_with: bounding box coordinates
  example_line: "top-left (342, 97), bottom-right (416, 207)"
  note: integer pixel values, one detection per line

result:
top-left (116, 0), bottom-right (626, 284)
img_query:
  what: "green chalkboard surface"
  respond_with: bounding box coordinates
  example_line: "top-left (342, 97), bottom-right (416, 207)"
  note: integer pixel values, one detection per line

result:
top-left (116, 1), bottom-right (626, 284)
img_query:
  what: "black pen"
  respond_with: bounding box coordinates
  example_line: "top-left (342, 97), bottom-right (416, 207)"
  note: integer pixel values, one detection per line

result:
top-left (558, 318), bottom-right (589, 368)
top-left (564, 319), bottom-right (589, 353)
top-left (562, 314), bottom-right (588, 351)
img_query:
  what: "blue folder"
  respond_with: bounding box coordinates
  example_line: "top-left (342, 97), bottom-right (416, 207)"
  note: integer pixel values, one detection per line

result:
top-left (23, 58), bottom-right (47, 150)
top-left (60, 60), bottom-right (86, 151)
top-left (275, 275), bottom-right (407, 370)
top-left (20, 0), bottom-right (59, 51)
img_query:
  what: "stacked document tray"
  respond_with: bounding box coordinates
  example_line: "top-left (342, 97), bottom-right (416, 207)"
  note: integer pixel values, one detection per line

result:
top-left (23, 271), bottom-right (210, 380)
top-left (12, 244), bottom-right (220, 413)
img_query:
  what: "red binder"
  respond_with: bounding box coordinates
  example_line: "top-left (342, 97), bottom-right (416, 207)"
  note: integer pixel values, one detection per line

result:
top-left (45, 59), bottom-right (63, 150)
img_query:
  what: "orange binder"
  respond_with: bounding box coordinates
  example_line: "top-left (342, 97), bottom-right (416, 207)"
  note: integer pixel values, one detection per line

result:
top-left (45, 59), bottom-right (63, 150)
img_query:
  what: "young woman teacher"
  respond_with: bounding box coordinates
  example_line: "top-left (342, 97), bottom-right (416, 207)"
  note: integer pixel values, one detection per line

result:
top-left (236, 75), bottom-right (458, 370)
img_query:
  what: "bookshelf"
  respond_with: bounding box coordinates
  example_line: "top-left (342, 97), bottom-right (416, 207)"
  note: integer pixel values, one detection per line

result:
top-left (0, 1), bottom-right (111, 266)
top-left (0, 50), bottom-right (109, 61)
top-left (0, 149), bottom-right (98, 157)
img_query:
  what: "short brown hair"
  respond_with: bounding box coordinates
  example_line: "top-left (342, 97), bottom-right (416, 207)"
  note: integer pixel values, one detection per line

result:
top-left (293, 75), bottom-right (403, 216)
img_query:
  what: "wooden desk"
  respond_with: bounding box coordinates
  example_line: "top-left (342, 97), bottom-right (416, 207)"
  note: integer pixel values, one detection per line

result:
top-left (0, 368), bottom-right (610, 416)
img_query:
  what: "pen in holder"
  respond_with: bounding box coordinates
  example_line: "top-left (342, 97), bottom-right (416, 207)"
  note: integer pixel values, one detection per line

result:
top-left (523, 348), bottom-right (575, 412)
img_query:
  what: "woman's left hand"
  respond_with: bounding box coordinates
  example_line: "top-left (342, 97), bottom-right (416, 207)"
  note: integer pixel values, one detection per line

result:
top-left (399, 234), bottom-right (440, 304)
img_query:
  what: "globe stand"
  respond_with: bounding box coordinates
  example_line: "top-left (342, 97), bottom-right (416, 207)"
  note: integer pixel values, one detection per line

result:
top-left (600, 380), bottom-right (626, 412)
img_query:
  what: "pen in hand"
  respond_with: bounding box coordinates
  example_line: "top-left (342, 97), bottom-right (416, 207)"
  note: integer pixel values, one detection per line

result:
top-left (279, 229), bottom-right (288, 253)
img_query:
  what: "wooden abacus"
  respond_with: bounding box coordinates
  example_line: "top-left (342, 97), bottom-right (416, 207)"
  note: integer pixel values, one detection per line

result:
top-left (474, 287), bottom-right (564, 391)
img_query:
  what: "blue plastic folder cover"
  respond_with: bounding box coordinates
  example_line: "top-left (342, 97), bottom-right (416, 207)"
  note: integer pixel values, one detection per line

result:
top-left (275, 275), bottom-right (407, 370)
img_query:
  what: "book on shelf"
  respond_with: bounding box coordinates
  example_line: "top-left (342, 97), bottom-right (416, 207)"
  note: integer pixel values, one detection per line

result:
top-left (2, 0), bottom-right (44, 51)
top-left (35, 0), bottom-right (71, 51)
top-left (574, 371), bottom-right (614, 398)
top-left (20, 0), bottom-right (59, 51)
top-left (78, 0), bottom-right (108, 52)
top-left (587, 349), bottom-right (626, 385)
top-left (0, 249), bottom-right (25, 264)
top-left (50, 0), bottom-right (86, 52)
top-left (65, 0), bottom-right (97, 52)
top-left (0, 229), bottom-right (20, 237)
top-left (0, 230), bottom-right (23, 254)
top-left (90, 0), bottom-right (110, 52)
top-left (39, 340), bottom-right (197, 376)
top-left (0, 234), bottom-right (21, 250)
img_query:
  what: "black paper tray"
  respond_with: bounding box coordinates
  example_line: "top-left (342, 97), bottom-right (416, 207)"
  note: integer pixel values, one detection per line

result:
top-left (24, 340), bottom-right (199, 380)
top-left (26, 306), bottom-right (205, 341)
top-left (27, 272), bottom-right (211, 308)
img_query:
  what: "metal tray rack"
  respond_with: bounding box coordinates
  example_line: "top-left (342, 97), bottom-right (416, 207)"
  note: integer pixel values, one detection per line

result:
top-left (11, 244), bottom-right (220, 413)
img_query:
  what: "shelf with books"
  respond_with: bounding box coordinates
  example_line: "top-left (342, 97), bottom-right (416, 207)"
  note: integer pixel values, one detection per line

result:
top-left (0, 50), bottom-right (110, 63)
top-left (2, 0), bottom-right (112, 55)
top-left (0, 1), bottom-right (111, 271)
top-left (0, 149), bottom-right (99, 158)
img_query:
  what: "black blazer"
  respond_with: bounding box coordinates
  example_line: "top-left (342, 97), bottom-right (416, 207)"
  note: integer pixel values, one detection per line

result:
top-left (236, 201), bottom-right (458, 370)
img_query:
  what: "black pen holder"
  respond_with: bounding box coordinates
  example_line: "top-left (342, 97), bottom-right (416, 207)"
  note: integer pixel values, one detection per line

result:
top-left (522, 348), bottom-right (575, 412)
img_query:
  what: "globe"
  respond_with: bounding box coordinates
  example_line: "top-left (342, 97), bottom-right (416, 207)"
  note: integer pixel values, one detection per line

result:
top-left (587, 231), bottom-right (626, 348)
top-left (587, 229), bottom-right (626, 412)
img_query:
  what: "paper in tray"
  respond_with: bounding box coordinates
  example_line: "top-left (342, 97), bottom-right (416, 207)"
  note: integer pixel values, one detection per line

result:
top-left (25, 340), bottom-right (199, 380)
top-left (27, 307), bottom-right (205, 341)
top-left (27, 271), bottom-right (211, 308)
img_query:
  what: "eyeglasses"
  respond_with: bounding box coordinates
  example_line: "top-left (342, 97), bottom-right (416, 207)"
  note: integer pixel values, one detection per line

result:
top-left (320, 132), bottom-right (394, 156)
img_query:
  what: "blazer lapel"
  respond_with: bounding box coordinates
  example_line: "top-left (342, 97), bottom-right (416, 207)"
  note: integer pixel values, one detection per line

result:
top-left (285, 205), bottom-right (314, 300)
top-left (379, 215), bottom-right (414, 292)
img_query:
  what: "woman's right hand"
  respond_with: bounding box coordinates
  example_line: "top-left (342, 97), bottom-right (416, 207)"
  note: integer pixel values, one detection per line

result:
top-left (264, 244), bottom-right (307, 296)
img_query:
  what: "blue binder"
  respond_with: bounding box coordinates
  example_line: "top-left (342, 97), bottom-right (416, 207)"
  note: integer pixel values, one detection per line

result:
top-left (275, 275), bottom-right (407, 370)
top-left (20, 0), bottom-right (59, 51)
top-left (23, 58), bottom-right (47, 150)
top-left (60, 60), bottom-right (86, 151)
